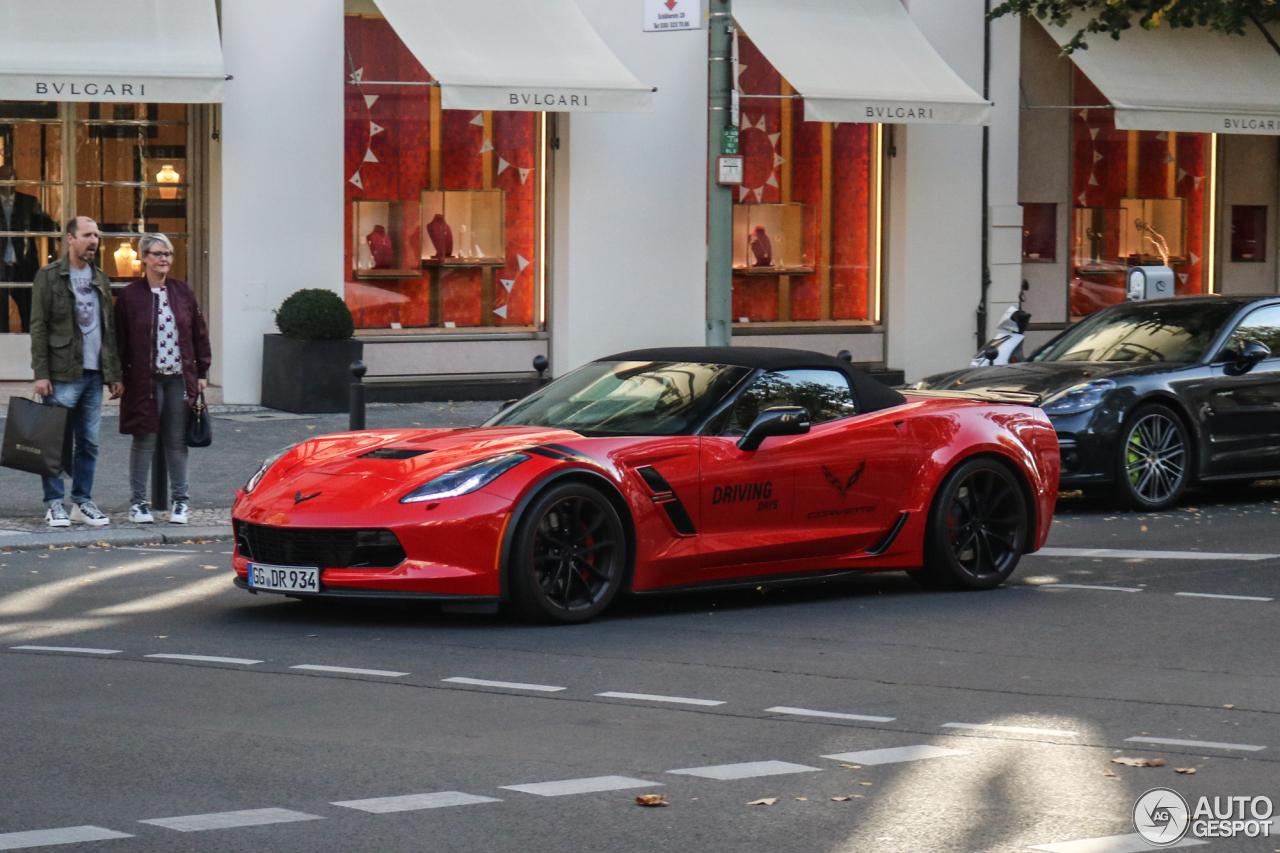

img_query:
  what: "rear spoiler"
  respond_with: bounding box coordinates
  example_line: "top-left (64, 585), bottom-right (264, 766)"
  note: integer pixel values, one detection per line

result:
top-left (902, 388), bottom-right (1044, 407)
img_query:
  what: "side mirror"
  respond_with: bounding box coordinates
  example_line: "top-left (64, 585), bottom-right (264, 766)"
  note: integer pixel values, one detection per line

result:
top-left (1227, 339), bottom-right (1271, 375)
top-left (737, 406), bottom-right (810, 452)
top-left (982, 345), bottom-right (1000, 362)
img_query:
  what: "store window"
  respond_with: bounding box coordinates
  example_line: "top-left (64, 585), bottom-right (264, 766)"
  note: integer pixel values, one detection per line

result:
top-left (344, 14), bottom-right (547, 332)
top-left (1069, 69), bottom-right (1210, 318)
top-left (0, 101), bottom-right (194, 334)
top-left (732, 36), bottom-right (882, 327)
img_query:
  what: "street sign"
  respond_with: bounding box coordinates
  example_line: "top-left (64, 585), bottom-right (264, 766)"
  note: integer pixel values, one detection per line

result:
top-left (721, 126), bottom-right (739, 155)
top-left (643, 0), bottom-right (702, 32)
top-left (717, 155), bottom-right (744, 185)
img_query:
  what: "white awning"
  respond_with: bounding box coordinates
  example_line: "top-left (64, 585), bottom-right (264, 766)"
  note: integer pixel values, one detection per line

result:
top-left (731, 0), bottom-right (990, 125)
top-left (0, 0), bottom-right (225, 103)
top-left (1042, 18), bottom-right (1280, 135)
top-left (372, 0), bottom-right (653, 113)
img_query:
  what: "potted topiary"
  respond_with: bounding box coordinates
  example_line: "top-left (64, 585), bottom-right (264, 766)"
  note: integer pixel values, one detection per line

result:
top-left (261, 288), bottom-right (363, 413)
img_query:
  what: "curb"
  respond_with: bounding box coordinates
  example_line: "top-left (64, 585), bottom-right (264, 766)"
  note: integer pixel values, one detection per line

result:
top-left (0, 525), bottom-right (233, 551)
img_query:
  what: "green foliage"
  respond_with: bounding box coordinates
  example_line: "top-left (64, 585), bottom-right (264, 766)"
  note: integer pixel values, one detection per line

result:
top-left (989, 1), bottom-right (1280, 54)
top-left (274, 288), bottom-right (355, 341)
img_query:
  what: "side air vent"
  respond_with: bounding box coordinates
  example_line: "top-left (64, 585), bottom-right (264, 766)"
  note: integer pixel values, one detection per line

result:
top-left (636, 465), bottom-right (697, 536)
top-left (661, 501), bottom-right (697, 536)
top-left (359, 448), bottom-right (432, 460)
top-left (636, 465), bottom-right (674, 494)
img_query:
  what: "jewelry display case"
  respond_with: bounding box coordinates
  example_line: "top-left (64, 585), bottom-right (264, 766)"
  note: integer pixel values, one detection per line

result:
top-left (352, 199), bottom-right (420, 279)
top-left (420, 190), bottom-right (505, 268)
top-left (731, 203), bottom-right (812, 275)
top-left (1119, 198), bottom-right (1185, 265)
top-left (1072, 207), bottom-right (1128, 274)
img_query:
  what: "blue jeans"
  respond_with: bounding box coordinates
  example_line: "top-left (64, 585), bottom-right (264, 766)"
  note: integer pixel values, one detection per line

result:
top-left (41, 370), bottom-right (103, 504)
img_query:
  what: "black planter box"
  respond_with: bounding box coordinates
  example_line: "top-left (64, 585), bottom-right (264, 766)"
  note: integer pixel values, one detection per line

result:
top-left (261, 335), bottom-right (364, 414)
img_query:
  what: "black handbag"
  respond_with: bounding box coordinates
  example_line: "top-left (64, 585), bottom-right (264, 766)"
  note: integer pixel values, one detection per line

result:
top-left (1, 395), bottom-right (74, 477)
top-left (186, 392), bottom-right (212, 448)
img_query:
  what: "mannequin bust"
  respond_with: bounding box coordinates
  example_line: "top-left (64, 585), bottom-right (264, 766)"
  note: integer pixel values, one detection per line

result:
top-left (749, 225), bottom-right (772, 267)
top-left (427, 214), bottom-right (453, 259)
top-left (367, 224), bottom-right (394, 269)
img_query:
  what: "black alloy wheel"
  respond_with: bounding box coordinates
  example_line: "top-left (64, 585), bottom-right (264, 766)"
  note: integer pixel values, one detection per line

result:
top-left (511, 482), bottom-right (627, 624)
top-left (913, 457), bottom-right (1029, 590)
top-left (1115, 404), bottom-right (1190, 511)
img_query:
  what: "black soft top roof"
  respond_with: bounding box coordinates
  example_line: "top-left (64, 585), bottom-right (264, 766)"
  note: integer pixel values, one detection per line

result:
top-left (599, 346), bottom-right (906, 413)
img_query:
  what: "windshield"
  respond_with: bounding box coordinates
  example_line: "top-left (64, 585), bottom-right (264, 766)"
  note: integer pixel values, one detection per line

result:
top-left (484, 361), bottom-right (753, 436)
top-left (1031, 301), bottom-right (1239, 364)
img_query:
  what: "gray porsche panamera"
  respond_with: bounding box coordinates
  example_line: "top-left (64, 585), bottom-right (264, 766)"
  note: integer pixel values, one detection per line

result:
top-left (913, 295), bottom-right (1280, 510)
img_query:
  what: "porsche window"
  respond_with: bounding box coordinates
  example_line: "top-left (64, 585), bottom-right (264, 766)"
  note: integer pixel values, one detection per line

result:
top-left (715, 369), bottom-right (857, 435)
top-left (1031, 301), bottom-right (1239, 364)
top-left (485, 361), bottom-right (752, 436)
top-left (1225, 304), bottom-right (1280, 356)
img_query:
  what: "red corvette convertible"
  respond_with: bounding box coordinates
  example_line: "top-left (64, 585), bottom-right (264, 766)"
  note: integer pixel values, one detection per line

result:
top-left (232, 347), bottom-right (1059, 623)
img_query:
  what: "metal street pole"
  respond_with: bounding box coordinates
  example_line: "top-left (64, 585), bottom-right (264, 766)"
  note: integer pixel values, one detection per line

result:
top-left (706, 0), bottom-right (733, 347)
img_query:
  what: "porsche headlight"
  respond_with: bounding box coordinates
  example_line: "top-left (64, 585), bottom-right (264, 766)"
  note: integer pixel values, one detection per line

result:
top-left (401, 453), bottom-right (528, 503)
top-left (244, 444), bottom-right (295, 494)
top-left (1042, 380), bottom-right (1116, 416)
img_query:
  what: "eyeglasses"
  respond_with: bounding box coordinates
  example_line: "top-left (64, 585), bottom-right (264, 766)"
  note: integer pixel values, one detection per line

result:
top-left (146, 251), bottom-right (173, 259)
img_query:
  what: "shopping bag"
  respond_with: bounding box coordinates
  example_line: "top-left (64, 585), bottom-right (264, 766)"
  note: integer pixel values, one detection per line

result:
top-left (185, 392), bottom-right (212, 448)
top-left (1, 396), bottom-right (74, 478)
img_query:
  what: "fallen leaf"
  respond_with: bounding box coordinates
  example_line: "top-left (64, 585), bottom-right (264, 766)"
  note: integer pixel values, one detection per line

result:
top-left (1112, 757), bottom-right (1165, 767)
top-left (838, 764), bottom-right (862, 769)
top-left (860, 782), bottom-right (873, 786)
top-left (1175, 768), bottom-right (1197, 775)
top-left (1141, 525), bottom-right (1148, 532)
top-left (1101, 769), bottom-right (1118, 778)
top-left (831, 797), bottom-right (851, 802)
top-left (155, 635), bottom-right (167, 639)
top-left (747, 798), bottom-right (778, 806)
top-left (795, 797), bottom-right (807, 801)
top-left (1223, 704), bottom-right (1235, 709)
top-left (635, 794), bottom-right (668, 807)
top-left (94, 541), bottom-right (111, 548)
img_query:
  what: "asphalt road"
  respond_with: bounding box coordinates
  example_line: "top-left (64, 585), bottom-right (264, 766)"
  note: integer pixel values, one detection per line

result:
top-left (2, 494), bottom-right (1279, 853)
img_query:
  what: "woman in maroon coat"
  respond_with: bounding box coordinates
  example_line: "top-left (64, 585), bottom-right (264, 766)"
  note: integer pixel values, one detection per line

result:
top-left (114, 233), bottom-right (211, 524)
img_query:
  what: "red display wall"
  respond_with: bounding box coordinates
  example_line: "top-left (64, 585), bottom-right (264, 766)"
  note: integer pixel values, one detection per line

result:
top-left (343, 15), bottom-right (539, 330)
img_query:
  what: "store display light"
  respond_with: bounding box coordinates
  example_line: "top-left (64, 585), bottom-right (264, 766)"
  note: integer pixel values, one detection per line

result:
top-left (156, 164), bottom-right (180, 199)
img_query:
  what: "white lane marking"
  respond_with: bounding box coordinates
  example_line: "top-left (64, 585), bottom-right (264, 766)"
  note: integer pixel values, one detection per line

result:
top-left (595, 691), bottom-right (725, 706)
top-left (766, 706), bottom-right (895, 723)
top-left (138, 808), bottom-right (322, 832)
top-left (443, 676), bottom-right (565, 692)
top-left (114, 547), bottom-right (203, 553)
top-left (146, 653), bottom-right (263, 665)
top-left (332, 792), bottom-right (501, 813)
top-left (500, 776), bottom-right (659, 797)
top-left (1175, 591), bottom-right (1274, 602)
top-left (667, 760), bottom-right (820, 780)
top-left (942, 722), bottom-right (1078, 737)
top-left (1040, 584), bottom-right (1143, 593)
top-left (1030, 832), bottom-right (1205, 852)
top-left (1035, 547), bottom-right (1278, 561)
top-left (290, 664), bottom-right (407, 677)
top-left (0, 825), bottom-right (132, 850)
top-left (10, 645), bottom-right (120, 655)
top-left (1125, 736), bottom-right (1266, 752)
top-left (822, 745), bottom-right (966, 765)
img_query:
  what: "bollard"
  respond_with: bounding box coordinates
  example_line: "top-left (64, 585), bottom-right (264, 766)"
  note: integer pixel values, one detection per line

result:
top-left (150, 441), bottom-right (168, 513)
top-left (349, 360), bottom-right (367, 431)
top-left (837, 350), bottom-right (853, 363)
top-left (533, 354), bottom-right (549, 386)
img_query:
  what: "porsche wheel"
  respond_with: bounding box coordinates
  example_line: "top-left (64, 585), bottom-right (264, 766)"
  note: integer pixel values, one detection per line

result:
top-left (1114, 404), bottom-right (1189, 511)
top-left (913, 457), bottom-right (1029, 591)
top-left (510, 482), bottom-right (627, 624)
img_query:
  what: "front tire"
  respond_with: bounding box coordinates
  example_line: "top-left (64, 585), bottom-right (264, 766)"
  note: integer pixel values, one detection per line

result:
top-left (912, 457), bottom-right (1029, 591)
top-left (510, 482), bottom-right (628, 624)
top-left (1114, 404), bottom-right (1189, 511)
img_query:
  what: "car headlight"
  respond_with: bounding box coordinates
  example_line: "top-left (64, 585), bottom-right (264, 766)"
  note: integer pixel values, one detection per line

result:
top-left (1042, 380), bottom-right (1116, 416)
top-left (400, 453), bottom-right (528, 503)
top-left (245, 444), bottom-right (295, 494)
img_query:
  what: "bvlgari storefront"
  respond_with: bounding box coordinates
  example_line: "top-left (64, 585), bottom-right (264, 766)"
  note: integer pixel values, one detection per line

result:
top-left (0, 0), bottom-right (222, 381)
top-left (1019, 15), bottom-right (1280, 345)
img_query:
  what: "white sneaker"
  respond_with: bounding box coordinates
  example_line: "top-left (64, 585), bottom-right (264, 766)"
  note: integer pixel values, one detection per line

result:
top-left (169, 502), bottom-right (189, 524)
top-left (45, 501), bottom-right (70, 528)
top-left (70, 501), bottom-right (110, 527)
top-left (129, 502), bottom-right (154, 524)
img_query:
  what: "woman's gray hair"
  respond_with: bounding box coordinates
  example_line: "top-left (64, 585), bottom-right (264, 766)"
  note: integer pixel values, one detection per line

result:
top-left (138, 233), bottom-right (174, 257)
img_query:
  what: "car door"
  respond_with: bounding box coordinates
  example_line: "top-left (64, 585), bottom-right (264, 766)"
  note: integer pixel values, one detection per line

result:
top-left (698, 368), bottom-right (918, 572)
top-left (1204, 303), bottom-right (1280, 477)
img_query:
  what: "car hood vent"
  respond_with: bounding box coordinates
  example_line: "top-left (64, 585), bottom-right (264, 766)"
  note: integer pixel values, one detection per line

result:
top-left (358, 447), bottom-right (434, 460)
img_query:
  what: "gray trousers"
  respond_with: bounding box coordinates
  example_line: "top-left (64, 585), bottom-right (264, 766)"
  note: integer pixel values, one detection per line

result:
top-left (129, 374), bottom-right (190, 505)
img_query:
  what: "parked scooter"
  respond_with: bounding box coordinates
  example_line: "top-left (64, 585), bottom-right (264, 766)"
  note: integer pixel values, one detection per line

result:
top-left (971, 284), bottom-right (1031, 367)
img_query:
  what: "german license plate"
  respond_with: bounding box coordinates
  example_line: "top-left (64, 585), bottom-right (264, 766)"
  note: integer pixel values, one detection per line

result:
top-left (248, 563), bottom-right (319, 593)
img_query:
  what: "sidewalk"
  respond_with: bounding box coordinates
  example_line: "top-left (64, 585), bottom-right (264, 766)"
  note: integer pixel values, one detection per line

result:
top-left (0, 393), bottom-right (501, 550)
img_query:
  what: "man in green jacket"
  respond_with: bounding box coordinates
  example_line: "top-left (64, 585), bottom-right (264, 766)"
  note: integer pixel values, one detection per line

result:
top-left (29, 216), bottom-right (124, 528)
